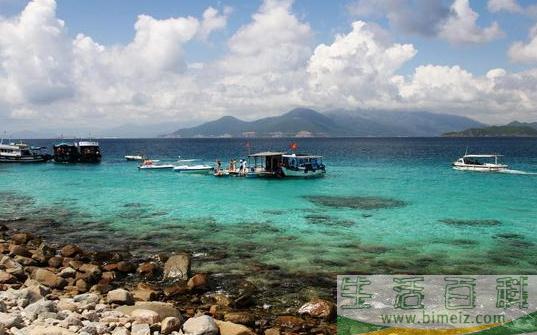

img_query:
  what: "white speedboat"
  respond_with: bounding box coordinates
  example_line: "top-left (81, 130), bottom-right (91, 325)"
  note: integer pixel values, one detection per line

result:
top-left (125, 155), bottom-right (144, 161)
top-left (173, 165), bottom-right (213, 174)
top-left (452, 154), bottom-right (508, 172)
top-left (138, 160), bottom-right (173, 170)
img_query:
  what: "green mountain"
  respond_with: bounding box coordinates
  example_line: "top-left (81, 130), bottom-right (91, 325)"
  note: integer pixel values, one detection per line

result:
top-left (164, 108), bottom-right (484, 138)
top-left (443, 121), bottom-right (537, 137)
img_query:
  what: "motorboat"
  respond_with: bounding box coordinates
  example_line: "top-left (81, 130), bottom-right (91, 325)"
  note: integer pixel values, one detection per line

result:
top-left (452, 154), bottom-right (508, 172)
top-left (53, 143), bottom-right (79, 163)
top-left (247, 151), bottom-right (326, 178)
top-left (125, 155), bottom-right (144, 161)
top-left (173, 165), bottom-right (213, 174)
top-left (138, 160), bottom-right (173, 170)
top-left (0, 140), bottom-right (52, 163)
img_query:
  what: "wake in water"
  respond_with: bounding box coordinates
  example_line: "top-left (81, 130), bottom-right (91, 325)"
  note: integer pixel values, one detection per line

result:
top-left (499, 169), bottom-right (537, 175)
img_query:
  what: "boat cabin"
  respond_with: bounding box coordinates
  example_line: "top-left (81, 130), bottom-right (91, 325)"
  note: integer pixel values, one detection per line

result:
top-left (76, 141), bottom-right (102, 163)
top-left (247, 152), bottom-right (286, 177)
top-left (53, 143), bottom-right (80, 163)
top-left (459, 154), bottom-right (502, 166)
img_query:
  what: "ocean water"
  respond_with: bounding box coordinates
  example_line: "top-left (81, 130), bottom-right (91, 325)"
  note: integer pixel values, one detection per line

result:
top-left (1, 138), bottom-right (537, 285)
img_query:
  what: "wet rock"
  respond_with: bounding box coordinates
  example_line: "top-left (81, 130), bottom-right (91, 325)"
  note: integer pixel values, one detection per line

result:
top-left (77, 263), bottom-right (102, 283)
top-left (215, 320), bottom-right (255, 335)
top-left (10, 232), bottom-right (33, 245)
top-left (33, 268), bottom-right (66, 288)
top-left (131, 309), bottom-right (160, 324)
top-left (48, 256), bottom-right (63, 268)
top-left (107, 289), bottom-right (134, 305)
top-left (131, 323), bottom-right (150, 335)
top-left (180, 315), bottom-right (218, 335)
top-left (164, 253), bottom-right (191, 281)
top-left (137, 262), bottom-right (158, 276)
top-left (161, 316), bottom-right (181, 334)
top-left (187, 273), bottom-right (208, 290)
top-left (9, 245), bottom-right (31, 258)
top-left (274, 316), bottom-right (306, 329)
top-left (223, 311), bottom-right (254, 326)
top-left (297, 299), bottom-right (336, 320)
top-left (163, 282), bottom-right (188, 297)
top-left (100, 271), bottom-right (116, 284)
top-left (116, 261), bottom-right (136, 273)
top-left (305, 195), bottom-right (407, 210)
top-left (61, 244), bottom-right (82, 258)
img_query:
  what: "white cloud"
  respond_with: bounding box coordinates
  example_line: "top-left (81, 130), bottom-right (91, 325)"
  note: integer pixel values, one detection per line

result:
top-left (307, 21), bottom-right (416, 108)
top-left (1, 0), bottom-right (537, 132)
top-left (509, 24), bottom-right (537, 63)
top-left (439, 0), bottom-right (503, 44)
top-left (487, 0), bottom-right (522, 13)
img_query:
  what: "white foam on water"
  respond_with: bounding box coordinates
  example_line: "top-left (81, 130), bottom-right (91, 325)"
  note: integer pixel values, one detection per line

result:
top-left (499, 169), bottom-right (537, 175)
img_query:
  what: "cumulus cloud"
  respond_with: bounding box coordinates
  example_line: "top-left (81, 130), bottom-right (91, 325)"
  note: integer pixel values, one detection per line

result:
top-left (509, 24), bottom-right (537, 63)
top-left (307, 21), bottom-right (416, 107)
top-left (487, 0), bottom-right (522, 13)
top-left (1, 0), bottom-right (537, 130)
top-left (439, 0), bottom-right (503, 44)
top-left (347, 0), bottom-right (449, 37)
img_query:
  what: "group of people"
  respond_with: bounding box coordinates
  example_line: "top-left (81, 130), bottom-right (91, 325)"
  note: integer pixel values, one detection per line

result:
top-left (215, 159), bottom-right (248, 176)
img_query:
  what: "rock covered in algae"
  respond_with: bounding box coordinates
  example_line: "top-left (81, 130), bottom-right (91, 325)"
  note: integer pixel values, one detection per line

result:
top-left (305, 195), bottom-right (407, 210)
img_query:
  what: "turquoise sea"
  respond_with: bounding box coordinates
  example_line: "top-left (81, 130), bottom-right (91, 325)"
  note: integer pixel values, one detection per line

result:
top-left (1, 138), bottom-right (537, 292)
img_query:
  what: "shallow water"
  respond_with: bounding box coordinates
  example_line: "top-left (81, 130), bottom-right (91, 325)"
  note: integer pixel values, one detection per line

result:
top-left (1, 138), bottom-right (537, 280)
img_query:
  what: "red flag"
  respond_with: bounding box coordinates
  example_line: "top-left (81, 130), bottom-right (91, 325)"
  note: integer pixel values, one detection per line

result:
top-left (290, 143), bottom-right (298, 151)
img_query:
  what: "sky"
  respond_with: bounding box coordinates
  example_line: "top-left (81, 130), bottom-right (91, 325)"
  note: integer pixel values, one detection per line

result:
top-left (1, 0), bottom-right (537, 134)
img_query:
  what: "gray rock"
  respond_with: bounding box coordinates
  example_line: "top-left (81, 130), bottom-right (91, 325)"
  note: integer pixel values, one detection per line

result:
top-left (132, 323), bottom-right (151, 335)
top-left (131, 309), bottom-right (160, 324)
top-left (108, 289), bottom-right (134, 305)
top-left (116, 302), bottom-right (180, 320)
top-left (112, 327), bottom-right (130, 335)
top-left (163, 253), bottom-right (191, 281)
top-left (180, 315), bottom-right (218, 335)
top-left (0, 312), bottom-right (23, 328)
top-left (79, 323), bottom-right (97, 335)
top-left (59, 267), bottom-right (77, 278)
top-left (57, 298), bottom-right (78, 312)
top-left (22, 299), bottom-right (57, 321)
top-left (73, 293), bottom-right (100, 310)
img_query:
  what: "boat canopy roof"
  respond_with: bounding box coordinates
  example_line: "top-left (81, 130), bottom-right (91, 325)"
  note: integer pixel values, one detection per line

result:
top-left (463, 154), bottom-right (503, 158)
top-left (77, 141), bottom-right (99, 147)
top-left (282, 153), bottom-right (322, 158)
top-left (248, 151), bottom-right (285, 157)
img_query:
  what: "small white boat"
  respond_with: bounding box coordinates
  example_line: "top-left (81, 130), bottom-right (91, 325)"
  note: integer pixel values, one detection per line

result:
top-left (138, 160), bottom-right (173, 170)
top-left (452, 154), bottom-right (508, 172)
top-left (125, 155), bottom-right (144, 161)
top-left (173, 165), bottom-right (213, 174)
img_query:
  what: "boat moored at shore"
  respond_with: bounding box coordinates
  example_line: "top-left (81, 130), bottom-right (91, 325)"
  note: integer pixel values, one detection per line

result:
top-left (174, 164), bottom-right (214, 174)
top-left (452, 154), bottom-right (508, 172)
top-left (0, 140), bottom-right (52, 163)
top-left (247, 151), bottom-right (326, 178)
top-left (76, 141), bottom-right (102, 163)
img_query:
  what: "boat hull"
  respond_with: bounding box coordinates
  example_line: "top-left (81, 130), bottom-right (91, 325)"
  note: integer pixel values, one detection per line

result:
top-left (452, 163), bottom-right (508, 172)
top-left (138, 165), bottom-right (174, 170)
top-left (0, 155), bottom-right (51, 163)
top-left (282, 167), bottom-right (326, 177)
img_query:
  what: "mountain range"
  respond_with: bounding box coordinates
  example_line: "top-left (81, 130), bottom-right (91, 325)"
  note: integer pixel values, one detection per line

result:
top-left (164, 108), bottom-right (485, 138)
top-left (443, 121), bottom-right (537, 137)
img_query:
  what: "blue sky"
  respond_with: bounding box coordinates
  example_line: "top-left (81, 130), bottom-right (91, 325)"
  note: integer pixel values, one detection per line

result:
top-left (1, 0), bottom-right (537, 131)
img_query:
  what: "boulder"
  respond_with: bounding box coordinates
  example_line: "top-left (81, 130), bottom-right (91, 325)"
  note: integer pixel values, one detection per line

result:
top-left (161, 316), bottom-right (181, 334)
top-left (112, 327), bottom-right (130, 335)
top-left (224, 311), bottom-right (254, 326)
top-left (25, 325), bottom-right (76, 335)
top-left (107, 288), bottom-right (134, 305)
top-left (59, 267), bottom-right (76, 278)
top-left (133, 283), bottom-right (159, 301)
top-left (163, 253), bottom-right (191, 280)
top-left (22, 299), bottom-right (57, 321)
top-left (297, 299), bottom-right (336, 320)
top-left (10, 232), bottom-right (33, 245)
top-left (56, 298), bottom-right (78, 312)
top-left (61, 244), bottom-right (81, 257)
top-left (264, 328), bottom-right (280, 335)
top-left (0, 271), bottom-right (16, 284)
top-left (116, 261), bottom-right (136, 273)
top-left (180, 315), bottom-right (218, 335)
top-left (215, 320), bottom-right (255, 335)
top-left (48, 256), bottom-right (63, 268)
top-left (33, 268), bottom-right (66, 288)
top-left (131, 309), bottom-right (160, 324)
top-left (78, 263), bottom-right (102, 282)
top-left (131, 323), bottom-right (151, 335)
top-left (187, 273), bottom-right (208, 290)
top-left (137, 262), bottom-right (158, 276)
top-left (75, 278), bottom-right (88, 293)
top-left (163, 282), bottom-right (188, 297)
top-left (274, 316), bottom-right (306, 329)
top-left (117, 301), bottom-right (180, 320)
top-left (0, 312), bottom-right (23, 328)
top-left (9, 245), bottom-right (31, 257)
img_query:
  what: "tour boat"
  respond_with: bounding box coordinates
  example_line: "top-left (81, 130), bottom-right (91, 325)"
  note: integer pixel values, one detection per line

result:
top-left (452, 154), bottom-right (508, 172)
top-left (76, 141), bottom-right (102, 163)
top-left (53, 143), bottom-right (80, 163)
top-left (0, 140), bottom-right (52, 163)
top-left (173, 165), bottom-right (214, 174)
top-left (247, 151), bottom-right (326, 178)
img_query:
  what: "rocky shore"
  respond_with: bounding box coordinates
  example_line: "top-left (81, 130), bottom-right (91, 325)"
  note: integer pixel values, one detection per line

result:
top-left (0, 227), bottom-right (337, 334)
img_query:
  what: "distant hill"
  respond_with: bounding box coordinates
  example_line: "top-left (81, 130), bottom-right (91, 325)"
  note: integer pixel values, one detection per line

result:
top-left (164, 108), bottom-right (485, 138)
top-left (443, 121), bottom-right (537, 137)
